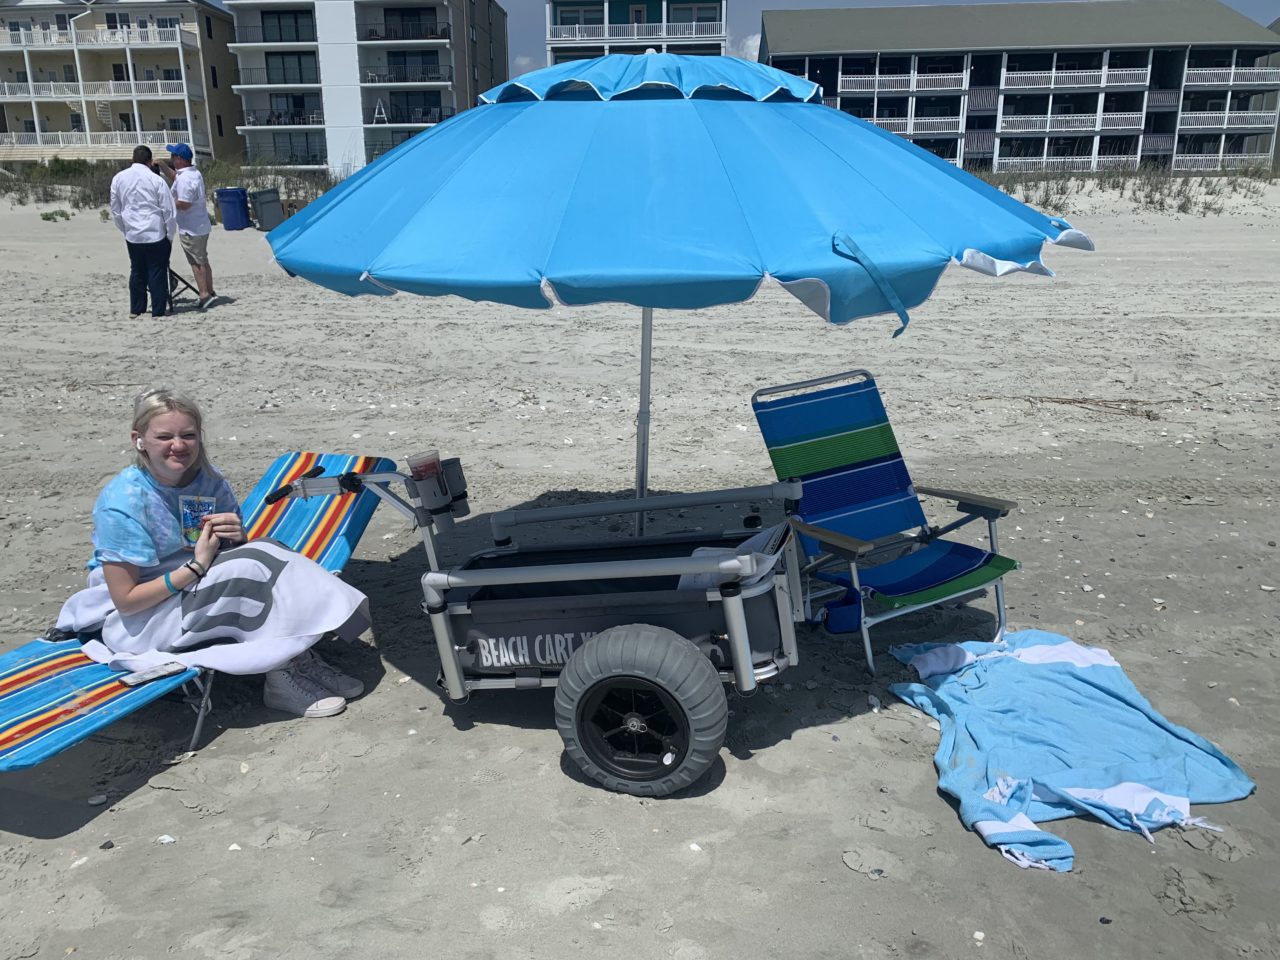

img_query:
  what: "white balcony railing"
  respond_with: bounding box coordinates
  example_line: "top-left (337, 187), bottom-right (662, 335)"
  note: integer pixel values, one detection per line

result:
top-left (868, 116), bottom-right (962, 134)
top-left (837, 73), bottom-right (964, 93)
top-left (1003, 69), bottom-right (1105, 88)
top-left (1104, 68), bottom-right (1151, 85)
top-left (910, 116), bottom-right (964, 133)
top-left (1180, 110), bottom-right (1280, 129)
top-left (1172, 153), bottom-right (1274, 170)
top-left (1185, 67), bottom-right (1280, 86)
top-left (1100, 112), bottom-right (1144, 129)
top-left (1141, 134), bottom-right (1176, 151)
top-left (0, 25), bottom-right (196, 48)
top-left (549, 20), bottom-right (724, 41)
top-left (994, 155), bottom-right (1097, 172)
top-left (0, 80), bottom-right (194, 100)
top-left (1095, 155), bottom-right (1141, 170)
top-left (0, 129), bottom-right (209, 149)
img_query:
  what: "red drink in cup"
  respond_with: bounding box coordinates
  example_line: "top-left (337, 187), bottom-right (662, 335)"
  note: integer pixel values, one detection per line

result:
top-left (407, 450), bottom-right (442, 481)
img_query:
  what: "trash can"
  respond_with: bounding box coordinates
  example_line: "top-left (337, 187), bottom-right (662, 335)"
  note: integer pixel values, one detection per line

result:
top-left (248, 188), bottom-right (287, 232)
top-left (214, 187), bottom-right (251, 231)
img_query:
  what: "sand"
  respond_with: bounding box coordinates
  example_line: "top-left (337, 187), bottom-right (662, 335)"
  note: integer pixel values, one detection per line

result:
top-left (0, 183), bottom-right (1277, 960)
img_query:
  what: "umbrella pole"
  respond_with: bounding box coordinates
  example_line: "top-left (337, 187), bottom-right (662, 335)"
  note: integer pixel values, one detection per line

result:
top-left (634, 306), bottom-right (653, 536)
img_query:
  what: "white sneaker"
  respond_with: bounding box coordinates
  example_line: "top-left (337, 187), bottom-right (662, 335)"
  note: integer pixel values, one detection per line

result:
top-left (263, 666), bottom-right (346, 718)
top-left (292, 649), bottom-right (365, 700)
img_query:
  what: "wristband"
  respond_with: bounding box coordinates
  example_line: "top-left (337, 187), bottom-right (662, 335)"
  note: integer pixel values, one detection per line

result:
top-left (163, 572), bottom-right (180, 595)
top-left (185, 560), bottom-right (206, 579)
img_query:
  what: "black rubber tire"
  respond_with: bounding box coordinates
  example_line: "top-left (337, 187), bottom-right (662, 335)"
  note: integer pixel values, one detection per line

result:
top-left (554, 623), bottom-right (728, 797)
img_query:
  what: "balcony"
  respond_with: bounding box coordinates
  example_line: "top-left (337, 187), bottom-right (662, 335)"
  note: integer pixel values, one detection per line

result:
top-left (0, 26), bottom-right (197, 48)
top-left (1099, 112), bottom-right (1144, 129)
top-left (361, 65), bottom-right (453, 84)
top-left (1095, 155), bottom-right (1140, 170)
top-left (243, 146), bottom-right (327, 168)
top-left (869, 116), bottom-right (962, 134)
top-left (1180, 110), bottom-right (1280, 129)
top-left (838, 72), bottom-right (966, 93)
top-left (233, 68), bottom-right (321, 87)
top-left (0, 80), bottom-right (197, 100)
top-left (357, 22), bottom-right (451, 41)
top-left (1184, 67), bottom-right (1280, 86)
top-left (999, 114), bottom-right (1097, 132)
top-left (365, 105), bottom-right (456, 124)
top-left (1141, 134), bottom-right (1176, 152)
top-left (994, 155), bottom-right (1098, 172)
top-left (1172, 152), bottom-right (1273, 171)
top-left (231, 26), bottom-right (317, 44)
top-left (1147, 89), bottom-right (1180, 108)
top-left (964, 130), bottom-right (996, 154)
top-left (0, 129), bottom-right (209, 149)
top-left (548, 21), bottom-right (725, 42)
top-left (1003, 69), bottom-right (1103, 89)
top-left (239, 109), bottom-right (324, 127)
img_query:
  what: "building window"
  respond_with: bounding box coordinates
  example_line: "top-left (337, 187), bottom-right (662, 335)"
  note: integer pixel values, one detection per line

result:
top-left (266, 52), bottom-right (320, 84)
top-left (205, 15), bottom-right (213, 39)
top-left (669, 4), bottom-right (721, 23)
top-left (211, 65), bottom-right (218, 88)
top-left (63, 64), bottom-right (76, 82)
top-left (23, 118), bottom-right (36, 133)
top-left (56, 13), bottom-right (69, 30)
top-left (216, 114), bottom-right (223, 137)
top-left (168, 117), bottom-right (189, 131)
top-left (112, 63), bottom-right (129, 82)
top-left (557, 7), bottom-right (605, 26)
top-left (156, 17), bottom-right (180, 30)
top-left (105, 12), bottom-right (131, 30)
top-left (70, 112), bottom-right (83, 131)
top-left (163, 68), bottom-right (182, 81)
top-left (262, 11), bottom-right (316, 42)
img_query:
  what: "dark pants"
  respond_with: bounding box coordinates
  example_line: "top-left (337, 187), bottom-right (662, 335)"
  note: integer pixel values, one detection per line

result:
top-left (126, 237), bottom-right (171, 317)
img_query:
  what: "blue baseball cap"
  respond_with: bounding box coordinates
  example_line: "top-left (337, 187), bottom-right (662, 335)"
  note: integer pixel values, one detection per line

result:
top-left (166, 143), bottom-right (194, 161)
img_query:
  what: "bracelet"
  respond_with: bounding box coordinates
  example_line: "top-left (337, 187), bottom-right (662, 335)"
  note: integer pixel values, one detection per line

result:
top-left (185, 560), bottom-right (206, 579)
top-left (163, 572), bottom-right (180, 595)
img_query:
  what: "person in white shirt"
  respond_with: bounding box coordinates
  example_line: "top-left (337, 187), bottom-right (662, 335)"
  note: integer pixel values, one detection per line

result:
top-left (109, 145), bottom-right (178, 319)
top-left (159, 143), bottom-right (217, 310)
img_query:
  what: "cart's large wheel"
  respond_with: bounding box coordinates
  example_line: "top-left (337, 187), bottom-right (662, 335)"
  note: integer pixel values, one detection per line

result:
top-left (555, 624), bottom-right (728, 797)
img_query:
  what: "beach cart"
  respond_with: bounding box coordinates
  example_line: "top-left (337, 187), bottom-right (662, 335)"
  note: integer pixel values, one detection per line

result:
top-left (263, 454), bottom-right (806, 797)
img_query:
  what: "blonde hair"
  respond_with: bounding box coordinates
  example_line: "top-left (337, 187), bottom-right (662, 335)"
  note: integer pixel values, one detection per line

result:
top-left (132, 388), bottom-right (212, 475)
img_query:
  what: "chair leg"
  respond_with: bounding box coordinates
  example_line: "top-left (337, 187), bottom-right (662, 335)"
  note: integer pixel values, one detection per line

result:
top-left (992, 578), bottom-right (1008, 643)
top-left (861, 620), bottom-right (876, 675)
top-left (186, 673), bottom-right (215, 753)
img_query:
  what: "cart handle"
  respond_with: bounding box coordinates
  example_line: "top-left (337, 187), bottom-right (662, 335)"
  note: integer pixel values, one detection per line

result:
top-left (264, 465), bottom-right (326, 505)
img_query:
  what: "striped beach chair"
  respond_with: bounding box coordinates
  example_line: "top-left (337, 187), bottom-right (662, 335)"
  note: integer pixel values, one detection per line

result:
top-left (753, 370), bottom-right (1016, 673)
top-left (0, 451), bottom-right (395, 772)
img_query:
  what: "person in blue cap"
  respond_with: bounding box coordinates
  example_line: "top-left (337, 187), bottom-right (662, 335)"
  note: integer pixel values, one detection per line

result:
top-left (159, 143), bottom-right (217, 310)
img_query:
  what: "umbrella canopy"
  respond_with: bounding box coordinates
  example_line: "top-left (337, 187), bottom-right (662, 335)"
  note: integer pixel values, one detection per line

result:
top-left (268, 54), bottom-right (1092, 332)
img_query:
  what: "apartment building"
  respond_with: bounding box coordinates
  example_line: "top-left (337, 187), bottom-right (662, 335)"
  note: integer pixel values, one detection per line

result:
top-left (546, 0), bottom-right (726, 65)
top-left (759, 0), bottom-right (1280, 173)
top-left (0, 0), bottom-right (242, 163)
top-left (225, 0), bottom-right (507, 174)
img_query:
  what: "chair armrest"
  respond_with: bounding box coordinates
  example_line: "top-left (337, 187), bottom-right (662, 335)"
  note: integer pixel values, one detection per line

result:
top-left (915, 485), bottom-right (1017, 519)
top-left (788, 518), bottom-right (875, 560)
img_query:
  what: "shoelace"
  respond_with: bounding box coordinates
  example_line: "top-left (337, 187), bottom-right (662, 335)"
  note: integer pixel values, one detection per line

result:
top-left (281, 665), bottom-right (333, 701)
top-left (297, 651), bottom-right (346, 686)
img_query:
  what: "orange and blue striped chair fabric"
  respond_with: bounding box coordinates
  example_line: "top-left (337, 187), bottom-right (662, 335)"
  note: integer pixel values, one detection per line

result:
top-left (0, 450), bottom-right (393, 772)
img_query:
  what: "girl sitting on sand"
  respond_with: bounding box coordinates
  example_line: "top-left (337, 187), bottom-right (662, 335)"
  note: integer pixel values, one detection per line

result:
top-left (57, 389), bottom-right (368, 718)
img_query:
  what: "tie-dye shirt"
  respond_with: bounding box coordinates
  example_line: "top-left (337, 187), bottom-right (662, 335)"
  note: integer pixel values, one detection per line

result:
top-left (89, 465), bottom-right (240, 571)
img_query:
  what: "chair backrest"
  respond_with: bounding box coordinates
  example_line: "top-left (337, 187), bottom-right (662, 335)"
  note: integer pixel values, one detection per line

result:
top-left (752, 372), bottom-right (927, 553)
top-left (240, 451), bottom-right (397, 572)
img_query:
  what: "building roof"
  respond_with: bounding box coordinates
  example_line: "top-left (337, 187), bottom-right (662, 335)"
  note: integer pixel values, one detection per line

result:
top-left (1269, 15), bottom-right (1280, 33)
top-left (761, 0), bottom-right (1280, 56)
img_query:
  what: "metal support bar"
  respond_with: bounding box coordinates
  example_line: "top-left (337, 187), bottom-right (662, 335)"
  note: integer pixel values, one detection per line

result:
top-left (720, 582), bottom-right (756, 694)
top-left (423, 580), bottom-right (467, 701)
top-left (635, 305), bottom-right (654, 535)
top-left (424, 552), bottom-right (759, 592)
top-left (185, 672), bottom-right (214, 752)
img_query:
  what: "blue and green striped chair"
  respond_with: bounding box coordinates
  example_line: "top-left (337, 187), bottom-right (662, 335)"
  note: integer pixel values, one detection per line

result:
top-left (753, 370), bottom-right (1016, 673)
top-left (0, 451), bottom-right (394, 772)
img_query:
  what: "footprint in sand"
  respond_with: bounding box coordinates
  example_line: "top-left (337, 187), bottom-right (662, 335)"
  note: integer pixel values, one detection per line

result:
top-left (842, 844), bottom-right (911, 882)
top-left (536, 875), bottom-right (614, 915)
top-left (1178, 826), bottom-right (1255, 862)
top-left (856, 806), bottom-right (938, 838)
top-left (1151, 866), bottom-right (1235, 932)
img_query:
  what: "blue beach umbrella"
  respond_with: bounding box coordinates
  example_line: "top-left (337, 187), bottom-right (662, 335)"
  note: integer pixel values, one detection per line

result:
top-left (268, 54), bottom-right (1092, 501)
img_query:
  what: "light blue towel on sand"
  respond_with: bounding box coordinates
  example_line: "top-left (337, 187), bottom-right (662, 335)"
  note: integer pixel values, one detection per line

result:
top-left (890, 630), bottom-right (1255, 872)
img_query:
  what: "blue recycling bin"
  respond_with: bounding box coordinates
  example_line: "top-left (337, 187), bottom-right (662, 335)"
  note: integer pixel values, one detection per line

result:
top-left (214, 187), bottom-right (251, 231)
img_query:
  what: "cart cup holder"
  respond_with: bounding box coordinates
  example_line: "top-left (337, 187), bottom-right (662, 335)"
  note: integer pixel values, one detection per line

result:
top-left (406, 455), bottom-right (469, 529)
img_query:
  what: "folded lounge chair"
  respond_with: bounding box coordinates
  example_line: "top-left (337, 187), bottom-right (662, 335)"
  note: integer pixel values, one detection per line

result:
top-left (752, 370), bottom-right (1016, 673)
top-left (0, 451), bottom-right (394, 772)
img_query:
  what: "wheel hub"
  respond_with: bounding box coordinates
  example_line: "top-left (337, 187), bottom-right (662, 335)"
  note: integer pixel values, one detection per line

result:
top-left (623, 713), bottom-right (648, 734)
